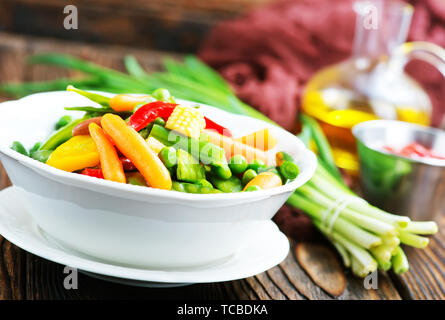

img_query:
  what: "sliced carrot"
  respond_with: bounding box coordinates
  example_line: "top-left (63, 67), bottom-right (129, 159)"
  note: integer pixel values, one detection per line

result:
top-left (101, 114), bottom-right (172, 190)
top-left (204, 129), bottom-right (268, 164)
top-left (235, 128), bottom-right (278, 151)
top-left (89, 122), bottom-right (126, 183)
top-left (243, 172), bottom-right (282, 191)
top-left (109, 94), bottom-right (152, 112)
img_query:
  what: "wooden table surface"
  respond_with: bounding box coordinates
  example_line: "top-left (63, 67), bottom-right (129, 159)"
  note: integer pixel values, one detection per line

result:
top-left (0, 32), bottom-right (444, 300)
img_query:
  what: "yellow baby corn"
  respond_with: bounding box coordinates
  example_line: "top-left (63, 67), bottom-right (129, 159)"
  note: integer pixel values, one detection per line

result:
top-left (146, 137), bottom-right (165, 154)
top-left (165, 105), bottom-right (206, 139)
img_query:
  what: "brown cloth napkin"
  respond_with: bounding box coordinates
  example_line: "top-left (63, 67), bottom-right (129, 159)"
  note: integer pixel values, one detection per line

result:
top-left (198, 0), bottom-right (445, 241)
top-left (199, 0), bottom-right (445, 130)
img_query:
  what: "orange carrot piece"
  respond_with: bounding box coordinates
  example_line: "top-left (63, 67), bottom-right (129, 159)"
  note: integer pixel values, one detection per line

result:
top-left (235, 128), bottom-right (278, 151)
top-left (204, 129), bottom-right (268, 164)
top-left (243, 172), bottom-right (282, 191)
top-left (101, 114), bottom-right (172, 190)
top-left (89, 123), bottom-right (126, 183)
top-left (109, 94), bottom-right (152, 112)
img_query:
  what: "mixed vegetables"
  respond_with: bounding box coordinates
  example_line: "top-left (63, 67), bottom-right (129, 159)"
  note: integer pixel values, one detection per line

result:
top-left (10, 86), bottom-right (300, 194)
top-left (3, 54), bottom-right (439, 278)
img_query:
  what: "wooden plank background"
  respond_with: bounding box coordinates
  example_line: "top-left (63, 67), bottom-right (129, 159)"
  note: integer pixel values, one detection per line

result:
top-left (0, 0), bottom-right (272, 53)
top-left (0, 32), bottom-right (444, 299)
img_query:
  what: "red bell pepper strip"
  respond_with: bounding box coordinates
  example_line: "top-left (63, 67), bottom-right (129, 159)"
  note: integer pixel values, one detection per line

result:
top-left (128, 101), bottom-right (177, 131)
top-left (205, 117), bottom-right (232, 137)
top-left (127, 101), bottom-right (233, 137)
top-left (80, 168), bottom-right (104, 179)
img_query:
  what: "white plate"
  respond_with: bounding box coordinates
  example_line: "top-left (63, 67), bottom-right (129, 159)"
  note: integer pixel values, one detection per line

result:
top-left (0, 186), bottom-right (290, 287)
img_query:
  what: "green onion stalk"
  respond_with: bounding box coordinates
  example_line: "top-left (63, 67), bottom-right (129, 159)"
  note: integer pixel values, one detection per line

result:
top-left (1, 54), bottom-right (438, 277)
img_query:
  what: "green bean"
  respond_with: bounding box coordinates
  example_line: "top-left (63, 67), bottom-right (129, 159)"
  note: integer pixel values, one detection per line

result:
top-left (154, 117), bottom-right (166, 127)
top-left (196, 179), bottom-right (213, 188)
top-left (210, 163), bottom-right (232, 180)
top-left (64, 106), bottom-right (117, 115)
top-left (67, 85), bottom-right (111, 107)
top-left (229, 155), bottom-right (248, 175)
top-left (245, 185), bottom-right (261, 192)
top-left (209, 175), bottom-right (243, 193)
top-left (55, 115), bottom-right (73, 130)
top-left (176, 149), bottom-right (205, 183)
top-left (149, 124), bottom-right (226, 165)
top-left (279, 161), bottom-right (300, 180)
top-left (241, 169), bottom-right (257, 186)
top-left (11, 141), bottom-right (28, 156)
top-left (171, 181), bottom-right (185, 192)
top-left (159, 147), bottom-right (177, 168)
top-left (39, 117), bottom-right (86, 151)
top-left (248, 159), bottom-right (266, 172)
top-left (30, 150), bottom-right (53, 163)
top-left (138, 126), bottom-right (151, 139)
top-left (30, 142), bottom-right (42, 153)
top-left (171, 181), bottom-right (222, 194)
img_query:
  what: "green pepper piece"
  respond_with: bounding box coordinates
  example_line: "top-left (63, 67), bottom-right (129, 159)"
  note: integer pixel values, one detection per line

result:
top-left (209, 175), bottom-right (242, 193)
top-left (229, 155), bottom-right (248, 175)
top-left (241, 169), bottom-right (257, 186)
top-left (67, 85), bottom-right (111, 107)
top-left (176, 149), bottom-right (206, 183)
top-left (11, 141), bottom-right (28, 156)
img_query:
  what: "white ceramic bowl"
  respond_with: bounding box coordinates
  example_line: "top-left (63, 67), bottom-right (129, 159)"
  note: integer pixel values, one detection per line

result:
top-left (0, 91), bottom-right (316, 268)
